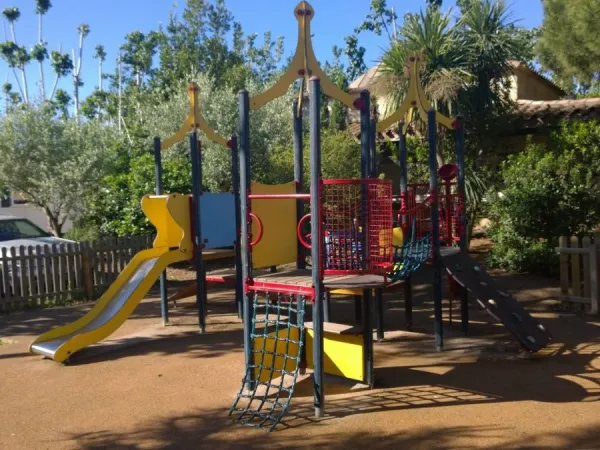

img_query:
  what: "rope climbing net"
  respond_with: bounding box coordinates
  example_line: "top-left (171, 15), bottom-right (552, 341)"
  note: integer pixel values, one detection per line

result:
top-left (389, 219), bottom-right (433, 282)
top-left (229, 291), bottom-right (306, 432)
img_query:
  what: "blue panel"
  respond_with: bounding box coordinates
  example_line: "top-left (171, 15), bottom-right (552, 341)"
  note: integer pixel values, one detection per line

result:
top-left (200, 192), bottom-right (236, 249)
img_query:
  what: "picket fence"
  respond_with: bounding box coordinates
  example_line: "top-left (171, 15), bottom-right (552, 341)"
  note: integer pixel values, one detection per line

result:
top-left (0, 235), bottom-right (154, 312)
top-left (556, 235), bottom-right (600, 315)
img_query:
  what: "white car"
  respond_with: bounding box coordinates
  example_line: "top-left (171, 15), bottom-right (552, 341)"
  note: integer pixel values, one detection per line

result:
top-left (0, 215), bottom-right (73, 255)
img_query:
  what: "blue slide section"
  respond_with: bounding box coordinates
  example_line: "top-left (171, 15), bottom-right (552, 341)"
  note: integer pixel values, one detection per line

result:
top-left (200, 192), bottom-right (236, 249)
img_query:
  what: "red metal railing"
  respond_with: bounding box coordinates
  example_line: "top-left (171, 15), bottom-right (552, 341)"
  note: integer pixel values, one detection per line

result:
top-left (322, 179), bottom-right (393, 275)
top-left (398, 179), bottom-right (459, 244)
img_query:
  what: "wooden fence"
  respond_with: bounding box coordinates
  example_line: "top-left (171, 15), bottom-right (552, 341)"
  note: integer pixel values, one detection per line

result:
top-left (556, 235), bottom-right (599, 315)
top-left (0, 235), bottom-right (154, 313)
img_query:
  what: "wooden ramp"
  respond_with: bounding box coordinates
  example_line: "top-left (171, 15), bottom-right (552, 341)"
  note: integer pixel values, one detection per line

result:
top-left (440, 248), bottom-right (552, 352)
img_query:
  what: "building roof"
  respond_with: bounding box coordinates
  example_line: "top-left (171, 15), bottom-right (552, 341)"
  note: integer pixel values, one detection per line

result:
top-left (507, 60), bottom-right (567, 98)
top-left (517, 98), bottom-right (600, 129)
top-left (349, 98), bottom-right (600, 141)
top-left (348, 64), bottom-right (383, 93)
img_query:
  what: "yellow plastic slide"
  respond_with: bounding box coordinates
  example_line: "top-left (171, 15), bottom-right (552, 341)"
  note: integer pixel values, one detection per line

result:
top-left (30, 193), bottom-right (192, 363)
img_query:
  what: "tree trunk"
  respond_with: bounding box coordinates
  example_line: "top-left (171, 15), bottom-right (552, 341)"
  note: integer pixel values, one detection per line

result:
top-left (44, 207), bottom-right (63, 237)
top-left (38, 14), bottom-right (46, 99)
top-left (20, 67), bottom-right (29, 104)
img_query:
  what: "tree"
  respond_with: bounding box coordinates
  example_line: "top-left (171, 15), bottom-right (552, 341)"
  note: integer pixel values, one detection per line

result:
top-left (343, 35), bottom-right (366, 81)
top-left (72, 23), bottom-right (90, 119)
top-left (93, 44), bottom-right (106, 91)
top-left (1, 7), bottom-right (29, 103)
top-left (83, 73), bottom-right (296, 235)
top-left (120, 31), bottom-right (157, 87)
top-left (537, 0), bottom-right (600, 91)
top-left (0, 105), bottom-right (117, 236)
top-left (488, 122), bottom-right (600, 275)
top-left (53, 88), bottom-right (70, 118)
top-left (34, 0), bottom-right (52, 99)
top-left (49, 49), bottom-right (73, 100)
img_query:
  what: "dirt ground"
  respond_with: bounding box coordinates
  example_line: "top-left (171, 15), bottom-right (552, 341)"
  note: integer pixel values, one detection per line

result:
top-left (1, 247), bottom-right (600, 449)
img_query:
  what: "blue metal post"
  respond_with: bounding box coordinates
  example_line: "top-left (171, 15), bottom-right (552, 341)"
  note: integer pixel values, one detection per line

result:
top-left (398, 122), bottom-right (413, 331)
top-left (239, 90), bottom-right (254, 390)
top-left (359, 91), bottom-right (371, 273)
top-left (362, 288), bottom-right (373, 386)
top-left (310, 77), bottom-right (325, 418)
top-left (153, 137), bottom-right (169, 326)
top-left (360, 91), bottom-right (371, 180)
top-left (369, 115), bottom-right (377, 178)
top-left (428, 110), bottom-right (443, 352)
top-left (231, 136), bottom-right (243, 319)
top-left (455, 116), bottom-right (469, 334)
top-left (190, 132), bottom-right (207, 333)
top-left (293, 99), bottom-right (306, 270)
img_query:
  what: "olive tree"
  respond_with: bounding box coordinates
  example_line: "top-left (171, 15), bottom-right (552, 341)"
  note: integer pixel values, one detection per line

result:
top-left (0, 104), bottom-right (117, 236)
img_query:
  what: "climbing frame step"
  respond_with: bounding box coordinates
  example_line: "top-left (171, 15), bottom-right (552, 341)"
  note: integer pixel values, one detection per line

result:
top-left (229, 291), bottom-right (306, 431)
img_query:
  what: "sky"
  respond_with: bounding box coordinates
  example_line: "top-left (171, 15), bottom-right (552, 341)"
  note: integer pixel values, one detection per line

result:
top-left (0, 0), bottom-right (544, 101)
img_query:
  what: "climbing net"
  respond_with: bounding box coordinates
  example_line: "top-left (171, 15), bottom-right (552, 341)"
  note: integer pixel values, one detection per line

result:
top-left (389, 219), bottom-right (433, 282)
top-left (229, 291), bottom-right (306, 432)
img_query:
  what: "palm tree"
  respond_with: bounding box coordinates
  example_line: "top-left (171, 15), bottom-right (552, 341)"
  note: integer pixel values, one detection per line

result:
top-left (377, 7), bottom-right (469, 118)
top-left (458, 0), bottom-right (519, 115)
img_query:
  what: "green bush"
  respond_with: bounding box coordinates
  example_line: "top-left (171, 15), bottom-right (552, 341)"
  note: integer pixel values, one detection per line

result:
top-left (488, 122), bottom-right (600, 275)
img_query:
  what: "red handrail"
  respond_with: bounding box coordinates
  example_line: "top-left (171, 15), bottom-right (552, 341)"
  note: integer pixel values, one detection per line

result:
top-left (297, 213), bottom-right (312, 249)
top-left (249, 213), bottom-right (264, 247)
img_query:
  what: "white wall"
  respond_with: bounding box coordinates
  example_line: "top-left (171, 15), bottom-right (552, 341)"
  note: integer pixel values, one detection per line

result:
top-left (0, 203), bottom-right (73, 234)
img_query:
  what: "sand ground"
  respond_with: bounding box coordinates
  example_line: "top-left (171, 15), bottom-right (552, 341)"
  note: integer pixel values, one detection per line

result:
top-left (1, 260), bottom-right (600, 449)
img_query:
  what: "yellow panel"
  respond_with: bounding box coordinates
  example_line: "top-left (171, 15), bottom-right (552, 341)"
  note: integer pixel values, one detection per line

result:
top-left (141, 193), bottom-right (192, 253)
top-left (253, 327), bottom-right (300, 382)
top-left (393, 227), bottom-right (404, 247)
top-left (306, 328), bottom-right (364, 382)
top-left (329, 288), bottom-right (363, 296)
top-left (251, 181), bottom-right (298, 269)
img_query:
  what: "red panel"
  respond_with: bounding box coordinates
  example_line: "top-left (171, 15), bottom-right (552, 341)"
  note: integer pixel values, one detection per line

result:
top-left (321, 179), bottom-right (393, 276)
top-left (401, 180), bottom-right (461, 244)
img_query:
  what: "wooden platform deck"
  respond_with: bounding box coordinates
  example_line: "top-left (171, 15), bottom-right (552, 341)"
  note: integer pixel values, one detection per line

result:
top-left (202, 248), bottom-right (235, 261)
top-left (253, 269), bottom-right (388, 289)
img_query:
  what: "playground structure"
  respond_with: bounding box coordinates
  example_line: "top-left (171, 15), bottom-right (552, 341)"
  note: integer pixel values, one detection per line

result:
top-left (28, 0), bottom-right (554, 433)
top-left (226, 2), bottom-right (553, 431)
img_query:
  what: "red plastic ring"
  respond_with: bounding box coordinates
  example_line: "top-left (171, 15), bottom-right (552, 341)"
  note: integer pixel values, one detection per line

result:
top-left (297, 213), bottom-right (312, 249)
top-left (249, 213), bottom-right (263, 247)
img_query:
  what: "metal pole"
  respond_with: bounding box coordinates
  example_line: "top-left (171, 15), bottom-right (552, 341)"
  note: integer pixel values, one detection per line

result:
top-left (362, 288), bottom-right (373, 386)
top-left (359, 91), bottom-right (371, 272)
top-left (153, 137), bottom-right (169, 326)
top-left (398, 122), bottom-right (413, 330)
top-left (190, 132), bottom-right (207, 333)
top-left (369, 115), bottom-right (377, 178)
top-left (239, 90), bottom-right (254, 390)
top-left (455, 116), bottom-right (469, 334)
top-left (231, 136), bottom-right (243, 319)
top-left (310, 77), bottom-right (325, 418)
top-left (293, 99), bottom-right (306, 270)
top-left (324, 291), bottom-right (331, 322)
top-left (354, 294), bottom-right (362, 323)
top-left (428, 110), bottom-right (443, 352)
top-left (375, 288), bottom-right (384, 342)
top-left (359, 91), bottom-right (371, 180)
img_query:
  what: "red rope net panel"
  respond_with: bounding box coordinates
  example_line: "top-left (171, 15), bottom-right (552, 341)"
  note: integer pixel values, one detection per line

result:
top-left (400, 180), bottom-right (459, 244)
top-left (322, 179), bottom-right (393, 275)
